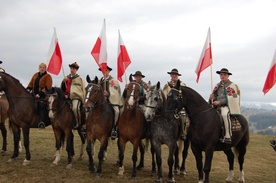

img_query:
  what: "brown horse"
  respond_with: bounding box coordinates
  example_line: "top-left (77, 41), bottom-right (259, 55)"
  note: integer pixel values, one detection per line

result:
top-left (84, 75), bottom-right (114, 177)
top-left (167, 80), bottom-right (249, 183)
top-left (0, 93), bottom-right (22, 153)
top-left (47, 87), bottom-right (86, 168)
top-left (117, 74), bottom-right (147, 179)
top-left (0, 72), bottom-right (51, 165)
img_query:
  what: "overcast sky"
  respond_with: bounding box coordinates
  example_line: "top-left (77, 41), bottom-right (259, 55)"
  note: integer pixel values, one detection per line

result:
top-left (1, 0), bottom-right (276, 105)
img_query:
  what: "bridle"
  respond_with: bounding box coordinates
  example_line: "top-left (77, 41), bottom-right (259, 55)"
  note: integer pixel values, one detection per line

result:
top-left (84, 83), bottom-right (104, 112)
top-left (48, 93), bottom-right (67, 115)
top-left (145, 89), bottom-right (163, 115)
top-left (125, 81), bottom-right (141, 109)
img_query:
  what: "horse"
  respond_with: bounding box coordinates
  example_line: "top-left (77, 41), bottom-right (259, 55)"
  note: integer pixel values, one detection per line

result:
top-left (144, 81), bottom-right (189, 183)
top-left (117, 74), bottom-right (148, 179)
top-left (83, 75), bottom-right (114, 177)
top-left (167, 80), bottom-right (249, 183)
top-left (270, 139), bottom-right (276, 152)
top-left (47, 87), bottom-right (86, 168)
top-left (0, 72), bottom-right (52, 165)
top-left (0, 93), bottom-right (22, 154)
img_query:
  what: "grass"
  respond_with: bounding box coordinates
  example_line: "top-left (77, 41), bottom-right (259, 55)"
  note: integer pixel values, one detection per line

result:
top-left (0, 126), bottom-right (275, 183)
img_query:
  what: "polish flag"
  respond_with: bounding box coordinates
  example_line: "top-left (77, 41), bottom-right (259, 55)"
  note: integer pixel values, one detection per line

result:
top-left (47, 28), bottom-right (62, 75)
top-left (91, 19), bottom-right (107, 73)
top-left (262, 49), bottom-right (276, 94)
top-left (195, 27), bottom-right (212, 83)
top-left (117, 30), bottom-right (131, 82)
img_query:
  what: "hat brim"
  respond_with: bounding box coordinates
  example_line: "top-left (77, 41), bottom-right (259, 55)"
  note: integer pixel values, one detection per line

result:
top-left (0, 61), bottom-right (2, 64)
top-left (98, 66), bottom-right (112, 72)
top-left (69, 64), bottom-right (79, 69)
top-left (216, 71), bottom-right (232, 75)
top-left (132, 74), bottom-right (145, 78)
top-left (167, 72), bottom-right (181, 76)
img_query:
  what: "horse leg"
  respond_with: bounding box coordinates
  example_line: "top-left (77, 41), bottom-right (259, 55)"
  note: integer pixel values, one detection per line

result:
top-left (77, 127), bottom-right (86, 160)
top-left (202, 147), bottom-right (215, 183)
top-left (137, 141), bottom-right (145, 170)
top-left (86, 137), bottom-right (96, 173)
top-left (236, 142), bottom-right (247, 183)
top-left (52, 128), bottom-right (62, 166)
top-left (174, 142), bottom-right (180, 175)
top-left (0, 122), bottom-right (7, 152)
top-left (151, 144), bottom-right (156, 173)
top-left (96, 137), bottom-right (108, 178)
top-left (21, 125), bottom-right (31, 166)
top-left (224, 149), bottom-right (234, 183)
top-left (9, 124), bottom-right (20, 161)
top-left (180, 138), bottom-right (189, 176)
top-left (118, 137), bottom-right (126, 177)
top-left (155, 144), bottom-right (162, 183)
top-left (191, 144), bottom-right (204, 182)
top-left (131, 141), bottom-right (140, 179)
top-left (168, 143), bottom-right (176, 183)
top-left (65, 130), bottom-right (74, 169)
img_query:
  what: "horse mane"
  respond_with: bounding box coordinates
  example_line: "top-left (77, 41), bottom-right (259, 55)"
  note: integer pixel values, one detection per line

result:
top-left (0, 72), bottom-right (31, 95)
top-left (180, 86), bottom-right (209, 106)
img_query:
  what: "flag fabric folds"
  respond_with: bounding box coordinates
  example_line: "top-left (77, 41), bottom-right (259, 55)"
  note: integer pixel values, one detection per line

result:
top-left (195, 27), bottom-right (212, 83)
top-left (47, 28), bottom-right (62, 75)
top-left (117, 30), bottom-right (131, 82)
top-left (91, 19), bottom-right (108, 73)
top-left (262, 49), bottom-right (276, 94)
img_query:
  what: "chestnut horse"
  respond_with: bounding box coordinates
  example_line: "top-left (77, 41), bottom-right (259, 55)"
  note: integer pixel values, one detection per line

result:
top-left (0, 72), bottom-right (51, 165)
top-left (117, 74), bottom-right (147, 179)
top-left (167, 80), bottom-right (249, 183)
top-left (84, 76), bottom-right (114, 177)
top-left (47, 87), bottom-right (86, 168)
top-left (144, 81), bottom-right (190, 182)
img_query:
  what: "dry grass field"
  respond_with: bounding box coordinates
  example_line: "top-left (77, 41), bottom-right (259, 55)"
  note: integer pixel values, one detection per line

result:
top-left (0, 125), bottom-right (275, 183)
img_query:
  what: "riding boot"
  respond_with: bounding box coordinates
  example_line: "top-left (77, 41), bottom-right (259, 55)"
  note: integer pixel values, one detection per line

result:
top-left (146, 121), bottom-right (151, 138)
top-left (38, 102), bottom-right (47, 129)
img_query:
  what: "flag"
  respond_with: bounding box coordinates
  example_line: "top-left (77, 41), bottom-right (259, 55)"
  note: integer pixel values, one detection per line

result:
top-left (47, 28), bottom-right (62, 75)
top-left (262, 49), bottom-right (276, 94)
top-left (117, 30), bottom-right (131, 82)
top-left (195, 27), bottom-right (212, 83)
top-left (91, 19), bottom-right (107, 73)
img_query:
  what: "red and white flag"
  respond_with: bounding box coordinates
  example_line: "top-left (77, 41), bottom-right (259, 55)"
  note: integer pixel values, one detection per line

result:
top-left (117, 30), bottom-right (131, 82)
top-left (47, 28), bottom-right (62, 75)
top-left (195, 27), bottom-right (213, 83)
top-left (91, 19), bottom-right (107, 73)
top-left (262, 49), bottom-right (276, 94)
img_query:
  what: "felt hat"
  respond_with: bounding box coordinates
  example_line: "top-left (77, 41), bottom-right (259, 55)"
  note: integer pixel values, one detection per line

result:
top-left (216, 68), bottom-right (232, 75)
top-left (69, 62), bottom-right (79, 69)
top-left (167, 68), bottom-right (181, 76)
top-left (98, 66), bottom-right (112, 71)
top-left (132, 71), bottom-right (145, 78)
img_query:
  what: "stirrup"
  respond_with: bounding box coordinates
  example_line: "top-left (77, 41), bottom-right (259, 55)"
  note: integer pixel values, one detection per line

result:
top-left (38, 121), bottom-right (45, 129)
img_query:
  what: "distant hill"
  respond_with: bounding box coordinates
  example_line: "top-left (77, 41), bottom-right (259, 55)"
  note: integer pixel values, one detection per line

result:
top-left (241, 102), bottom-right (276, 110)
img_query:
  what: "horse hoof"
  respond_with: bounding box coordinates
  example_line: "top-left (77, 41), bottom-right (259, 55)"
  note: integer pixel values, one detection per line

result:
top-left (168, 178), bottom-right (175, 183)
top-left (7, 158), bottom-right (16, 163)
top-left (66, 164), bottom-right (72, 169)
top-left (155, 178), bottom-right (162, 183)
top-left (22, 159), bottom-right (31, 166)
top-left (96, 173), bottom-right (102, 178)
top-left (180, 170), bottom-right (187, 176)
top-left (174, 169), bottom-right (179, 175)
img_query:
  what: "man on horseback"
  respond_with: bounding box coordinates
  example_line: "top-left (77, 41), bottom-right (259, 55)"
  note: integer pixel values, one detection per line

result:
top-left (61, 62), bottom-right (86, 129)
top-left (98, 66), bottom-right (123, 139)
top-left (209, 68), bottom-right (241, 144)
top-left (0, 61), bottom-right (5, 72)
top-left (163, 68), bottom-right (188, 140)
top-left (123, 71), bottom-right (149, 136)
top-left (27, 63), bottom-right (52, 128)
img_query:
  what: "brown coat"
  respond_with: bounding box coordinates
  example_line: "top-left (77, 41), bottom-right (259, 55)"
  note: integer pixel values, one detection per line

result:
top-left (27, 72), bottom-right (52, 96)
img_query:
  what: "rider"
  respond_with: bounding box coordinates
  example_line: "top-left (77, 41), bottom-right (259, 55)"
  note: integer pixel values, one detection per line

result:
top-left (123, 71), bottom-right (149, 136)
top-left (163, 68), bottom-right (188, 140)
top-left (0, 60), bottom-right (5, 72)
top-left (98, 65), bottom-right (123, 139)
top-left (26, 63), bottom-right (52, 128)
top-left (61, 62), bottom-right (86, 129)
top-left (209, 68), bottom-right (241, 144)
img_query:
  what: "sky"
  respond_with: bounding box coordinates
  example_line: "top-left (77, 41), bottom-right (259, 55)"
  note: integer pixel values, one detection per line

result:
top-left (1, 0), bottom-right (276, 105)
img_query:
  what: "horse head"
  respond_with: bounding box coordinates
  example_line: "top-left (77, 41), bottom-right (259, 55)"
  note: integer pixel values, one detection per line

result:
top-left (144, 81), bottom-right (165, 121)
top-left (47, 87), bottom-right (66, 119)
top-left (125, 74), bottom-right (141, 109)
top-left (166, 80), bottom-right (186, 113)
top-left (84, 75), bottom-right (104, 112)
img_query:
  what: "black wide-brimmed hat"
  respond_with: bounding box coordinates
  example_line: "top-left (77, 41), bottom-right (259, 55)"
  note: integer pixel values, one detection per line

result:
top-left (216, 68), bottom-right (232, 75)
top-left (0, 61), bottom-right (2, 64)
top-left (69, 62), bottom-right (79, 69)
top-left (98, 66), bottom-right (112, 71)
top-left (132, 71), bottom-right (145, 78)
top-left (167, 68), bottom-right (181, 76)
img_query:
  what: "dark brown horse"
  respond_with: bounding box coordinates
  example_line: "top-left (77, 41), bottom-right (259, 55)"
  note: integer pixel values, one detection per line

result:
top-left (117, 74), bottom-right (147, 179)
top-left (0, 93), bottom-right (22, 153)
top-left (0, 72), bottom-right (51, 165)
top-left (145, 81), bottom-right (189, 183)
top-left (84, 76), bottom-right (114, 177)
top-left (167, 80), bottom-right (249, 183)
top-left (47, 87), bottom-right (86, 168)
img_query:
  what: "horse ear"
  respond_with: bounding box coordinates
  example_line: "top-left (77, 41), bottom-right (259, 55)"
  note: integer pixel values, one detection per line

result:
top-left (95, 76), bottom-right (98, 84)
top-left (129, 74), bottom-right (133, 82)
top-left (86, 75), bottom-right (91, 83)
top-left (148, 81), bottom-right (151, 87)
top-left (157, 81), bottom-right (160, 90)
